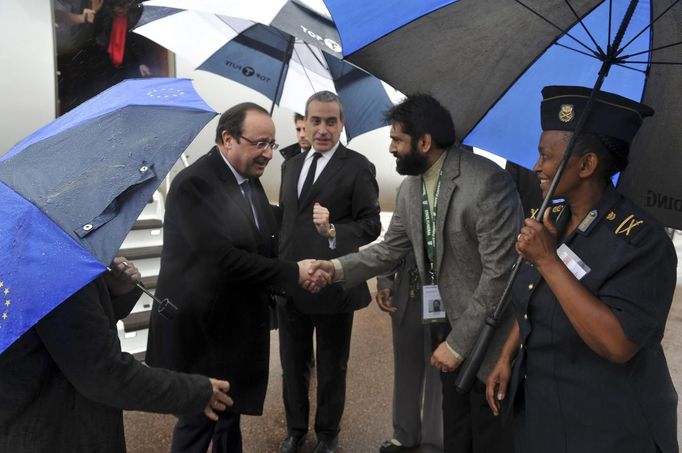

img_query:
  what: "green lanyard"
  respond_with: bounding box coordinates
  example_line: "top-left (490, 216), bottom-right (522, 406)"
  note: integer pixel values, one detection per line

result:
top-left (422, 171), bottom-right (442, 283)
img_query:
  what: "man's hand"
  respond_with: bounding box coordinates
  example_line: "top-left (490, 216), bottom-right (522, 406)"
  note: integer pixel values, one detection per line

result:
top-left (105, 256), bottom-right (141, 296)
top-left (297, 259), bottom-right (333, 293)
top-left (203, 378), bottom-right (233, 421)
top-left (430, 341), bottom-right (462, 373)
top-left (312, 202), bottom-right (331, 237)
top-left (375, 288), bottom-right (397, 313)
top-left (82, 8), bottom-right (95, 23)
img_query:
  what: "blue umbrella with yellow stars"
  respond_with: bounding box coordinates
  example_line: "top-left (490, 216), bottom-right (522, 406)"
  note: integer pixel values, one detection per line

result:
top-left (0, 77), bottom-right (216, 353)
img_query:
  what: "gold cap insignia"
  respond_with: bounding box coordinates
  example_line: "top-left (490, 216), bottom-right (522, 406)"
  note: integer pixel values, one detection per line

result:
top-left (559, 104), bottom-right (575, 123)
top-left (606, 211), bottom-right (616, 221)
top-left (552, 205), bottom-right (564, 213)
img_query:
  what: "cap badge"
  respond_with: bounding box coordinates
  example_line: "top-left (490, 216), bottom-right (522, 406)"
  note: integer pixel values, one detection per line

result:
top-left (606, 211), bottom-right (616, 221)
top-left (559, 104), bottom-right (575, 123)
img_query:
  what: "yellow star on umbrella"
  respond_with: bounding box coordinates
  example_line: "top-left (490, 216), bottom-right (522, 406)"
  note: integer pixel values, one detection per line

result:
top-left (2, 313), bottom-right (7, 320)
top-left (4, 300), bottom-right (9, 307)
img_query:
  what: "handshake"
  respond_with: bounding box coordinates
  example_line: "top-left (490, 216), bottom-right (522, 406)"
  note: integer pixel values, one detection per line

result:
top-left (296, 259), bottom-right (336, 293)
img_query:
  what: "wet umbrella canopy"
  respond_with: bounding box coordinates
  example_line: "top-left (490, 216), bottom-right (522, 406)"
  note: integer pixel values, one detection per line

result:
top-left (0, 78), bottom-right (216, 353)
top-left (324, 0), bottom-right (682, 228)
top-left (135, 5), bottom-right (403, 141)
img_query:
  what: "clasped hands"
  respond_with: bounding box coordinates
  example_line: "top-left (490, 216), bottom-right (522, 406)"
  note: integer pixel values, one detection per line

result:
top-left (297, 259), bottom-right (335, 293)
top-left (294, 202), bottom-right (338, 293)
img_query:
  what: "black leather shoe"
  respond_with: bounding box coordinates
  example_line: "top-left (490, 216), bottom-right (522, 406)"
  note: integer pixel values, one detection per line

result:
top-left (278, 434), bottom-right (306, 453)
top-left (313, 437), bottom-right (338, 453)
top-left (379, 439), bottom-right (412, 452)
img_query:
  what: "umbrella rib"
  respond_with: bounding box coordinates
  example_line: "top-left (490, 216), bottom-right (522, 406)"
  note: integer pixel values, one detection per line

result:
top-left (612, 62), bottom-right (648, 74)
top-left (622, 60), bottom-right (682, 65)
top-left (617, 0), bottom-right (681, 55)
top-left (554, 42), bottom-right (603, 60)
top-left (289, 42), bottom-right (323, 100)
top-left (620, 40), bottom-right (682, 59)
top-left (608, 0), bottom-right (613, 48)
top-left (302, 41), bottom-right (329, 69)
top-left (514, 0), bottom-right (600, 57)
top-left (562, 0), bottom-right (606, 56)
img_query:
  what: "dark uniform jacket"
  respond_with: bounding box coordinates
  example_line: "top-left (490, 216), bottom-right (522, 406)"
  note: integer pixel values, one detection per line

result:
top-left (508, 184), bottom-right (678, 453)
top-left (146, 147), bottom-right (298, 415)
top-left (278, 144), bottom-right (381, 314)
top-left (0, 277), bottom-right (211, 453)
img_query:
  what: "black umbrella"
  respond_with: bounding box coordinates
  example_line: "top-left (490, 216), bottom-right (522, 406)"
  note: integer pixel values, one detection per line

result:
top-left (325, 0), bottom-right (682, 229)
top-left (322, 0), bottom-right (682, 391)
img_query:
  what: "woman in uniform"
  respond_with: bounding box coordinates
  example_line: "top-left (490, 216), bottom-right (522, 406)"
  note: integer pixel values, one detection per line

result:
top-left (485, 85), bottom-right (678, 453)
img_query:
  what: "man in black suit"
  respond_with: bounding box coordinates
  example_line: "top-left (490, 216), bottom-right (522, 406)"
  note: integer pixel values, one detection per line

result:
top-left (279, 113), bottom-right (311, 162)
top-left (146, 102), bottom-right (321, 453)
top-left (277, 91), bottom-right (381, 453)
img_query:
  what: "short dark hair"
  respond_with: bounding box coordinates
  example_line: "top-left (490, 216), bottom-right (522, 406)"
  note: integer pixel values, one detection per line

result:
top-left (304, 91), bottom-right (344, 119)
top-left (573, 133), bottom-right (628, 179)
top-left (384, 94), bottom-right (456, 150)
top-left (215, 102), bottom-right (269, 144)
top-left (294, 113), bottom-right (304, 122)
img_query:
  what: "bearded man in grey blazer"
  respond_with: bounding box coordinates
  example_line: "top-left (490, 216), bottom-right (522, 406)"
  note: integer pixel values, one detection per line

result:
top-left (311, 94), bottom-right (522, 453)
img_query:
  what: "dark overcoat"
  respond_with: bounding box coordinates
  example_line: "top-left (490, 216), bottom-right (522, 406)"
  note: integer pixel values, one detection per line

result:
top-left (146, 148), bottom-right (298, 415)
top-left (0, 277), bottom-right (211, 453)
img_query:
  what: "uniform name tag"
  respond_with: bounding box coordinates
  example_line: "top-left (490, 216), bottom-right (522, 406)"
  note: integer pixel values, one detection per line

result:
top-left (557, 244), bottom-right (591, 280)
top-left (422, 284), bottom-right (447, 323)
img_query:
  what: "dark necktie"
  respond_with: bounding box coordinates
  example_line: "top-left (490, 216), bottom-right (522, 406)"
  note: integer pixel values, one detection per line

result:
top-left (299, 152), bottom-right (322, 201)
top-left (240, 179), bottom-right (259, 229)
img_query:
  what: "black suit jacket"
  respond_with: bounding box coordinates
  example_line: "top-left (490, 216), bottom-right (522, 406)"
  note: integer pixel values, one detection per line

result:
top-left (146, 147), bottom-right (298, 415)
top-left (279, 145), bottom-right (381, 314)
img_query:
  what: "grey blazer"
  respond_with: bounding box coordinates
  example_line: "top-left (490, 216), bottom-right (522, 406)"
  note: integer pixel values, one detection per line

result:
top-left (338, 146), bottom-right (523, 380)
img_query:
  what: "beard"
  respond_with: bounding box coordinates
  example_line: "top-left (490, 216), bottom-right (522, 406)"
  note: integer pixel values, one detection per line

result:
top-left (395, 144), bottom-right (429, 175)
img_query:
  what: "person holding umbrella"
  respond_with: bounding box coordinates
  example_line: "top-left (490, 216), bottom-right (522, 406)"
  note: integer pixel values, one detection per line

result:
top-left (485, 86), bottom-right (678, 453)
top-left (0, 257), bottom-right (233, 452)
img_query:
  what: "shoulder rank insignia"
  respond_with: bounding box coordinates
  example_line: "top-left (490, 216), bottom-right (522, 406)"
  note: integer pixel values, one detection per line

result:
top-left (606, 211), bottom-right (616, 221)
top-left (615, 214), bottom-right (645, 237)
top-left (552, 205), bottom-right (564, 213)
top-left (577, 210), bottom-right (598, 233)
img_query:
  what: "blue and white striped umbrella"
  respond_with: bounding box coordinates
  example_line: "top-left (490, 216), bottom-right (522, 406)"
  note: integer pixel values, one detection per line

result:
top-left (141, 0), bottom-right (344, 57)
top-left (135, 5), bottom-right (402, 141)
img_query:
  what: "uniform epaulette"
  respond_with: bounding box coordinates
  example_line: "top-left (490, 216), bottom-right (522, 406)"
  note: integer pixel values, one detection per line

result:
top-left (603, 204), bottom-right (649, 245)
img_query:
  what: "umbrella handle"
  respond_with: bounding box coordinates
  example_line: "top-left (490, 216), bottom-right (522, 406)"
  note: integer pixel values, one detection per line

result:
top-left (105, 266), bottom-right (178, 319)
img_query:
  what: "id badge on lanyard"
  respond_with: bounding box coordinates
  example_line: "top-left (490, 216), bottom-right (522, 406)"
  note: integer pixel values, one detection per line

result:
top-left (422, 175), bottom-right (447, 324)
top-left (422, 282), bottom-right (447, 323)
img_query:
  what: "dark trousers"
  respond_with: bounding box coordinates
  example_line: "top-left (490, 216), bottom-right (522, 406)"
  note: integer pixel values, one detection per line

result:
top-left (277, 303), bottom-right (354, 442)
top-left (430, 323), bottom-right (513, 453)
top-left (441, 370), bottom-right (513, 453)
top-left (170, 411), bottom-right (242, 453)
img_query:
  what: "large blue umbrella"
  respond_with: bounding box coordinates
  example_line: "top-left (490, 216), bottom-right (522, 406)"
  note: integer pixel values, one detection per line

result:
top-left (322, 0), bottom-right (681, 391)
top-left (134, 6), bottom-right (403, 141)
top-left (0, 78), bottom-right (216, 353)
top-left (324, 0), bottom-right (682, 229)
